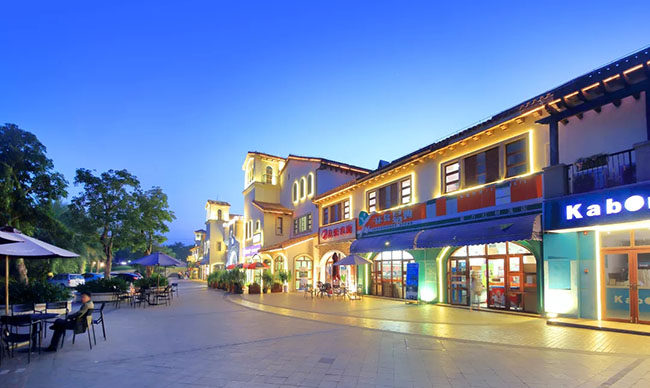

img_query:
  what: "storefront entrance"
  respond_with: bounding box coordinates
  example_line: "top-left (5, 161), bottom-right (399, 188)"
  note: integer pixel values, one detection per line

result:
top-left (370, 250), bottom-right (415, 299)
top-left (601, 229), bottom-right (650, 323)
top-left (448, 242), bottom-right (538, 313)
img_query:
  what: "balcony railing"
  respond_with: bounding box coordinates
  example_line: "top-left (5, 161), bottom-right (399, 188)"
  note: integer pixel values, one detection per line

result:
top-left (569, 149), bottom-right (636, 194)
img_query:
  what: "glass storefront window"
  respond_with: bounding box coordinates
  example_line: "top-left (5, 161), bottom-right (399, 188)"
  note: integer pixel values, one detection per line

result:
top-left (295, 257), bottom-right (313, 290)
top-left (487, 242), bottom-right (506, 255)
top-left (507, 242), bottom-right (529, 254)
top-left (601, 230), bottom-right (631, 247)
top-left (370, 250), bottom-right (414, 299)
top-left (468, 245), bottom-right (485, 256)
top-left (634, 229), bottom-right (650, 246)
top-left (451, 246), bottom-right (467, 257)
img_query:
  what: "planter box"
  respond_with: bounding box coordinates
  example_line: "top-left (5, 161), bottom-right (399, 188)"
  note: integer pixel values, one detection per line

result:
top-left (271, 284), bottom-right (283, 293)
top-left (75, 292), bottom-right (115, 303)
top-left (248, 284), bottom-right (261, 294)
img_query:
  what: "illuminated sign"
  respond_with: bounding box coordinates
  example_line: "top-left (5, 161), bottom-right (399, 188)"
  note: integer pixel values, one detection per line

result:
top-left (319, 219), bottom-right (356, 244)
top-left (358, 203), bottom-right (426, 236)
top-left (244, 244), bottom-right (261, 257)
top-left (544, 183), bottom-right (650, 230)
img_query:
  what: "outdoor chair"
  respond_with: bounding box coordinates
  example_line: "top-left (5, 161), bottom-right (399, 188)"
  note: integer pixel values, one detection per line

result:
top-left (60, 310), bottom-right (93, 350)
top-left (90, 302), bottom-right (106, 345)
top-left (42, 301), bottom-right (69, 337)
top-left (171, 283), bottom-right (179, 299)
top-left (303, 284), bottom-right (314, 299)
top-left (11, 303), bottom-right (35, 315)
top-left (132, 288), bottom-right (148, 308)
top-left (153, 286), bottom-right (172, 306)
top-left (113, 286), bottom-right (131, 309)
top-left (1, 315), bottom-right (41, 363)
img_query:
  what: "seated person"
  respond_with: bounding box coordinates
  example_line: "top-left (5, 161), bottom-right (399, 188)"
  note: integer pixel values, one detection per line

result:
top-left (45, 291), bottom-right (94, 351)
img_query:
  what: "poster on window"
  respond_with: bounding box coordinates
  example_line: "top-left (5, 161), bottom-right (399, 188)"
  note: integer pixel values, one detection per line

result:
top-left (406, 262), bottom-right (419, 300)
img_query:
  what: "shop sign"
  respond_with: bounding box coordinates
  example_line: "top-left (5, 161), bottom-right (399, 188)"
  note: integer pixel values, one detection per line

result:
top-left (406, 262), bottom-right (419, 300)
top-left (244, 244), bottom-right (261, 257)
top-left (358, 203), bottom-right (426, 236)
top-left (319, 219), bottom-right (356, 243)
top-left (252, 232), bottom-right (262, 244)
top-left (544, 183), bottom-right (650, 230)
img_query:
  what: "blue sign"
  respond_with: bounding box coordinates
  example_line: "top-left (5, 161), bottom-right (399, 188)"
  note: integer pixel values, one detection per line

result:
top-left (406, 262), bottom-right (419, 300)
top-left (544, 182), bottom-right (650, 230)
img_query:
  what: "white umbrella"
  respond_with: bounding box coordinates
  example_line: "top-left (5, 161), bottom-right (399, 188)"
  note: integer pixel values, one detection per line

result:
top-left (0, 227), bottom-right (79, 315)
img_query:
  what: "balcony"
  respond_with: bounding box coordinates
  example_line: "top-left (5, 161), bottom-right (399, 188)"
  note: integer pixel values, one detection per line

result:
top-left (568, 150), bottom-right (636, 194)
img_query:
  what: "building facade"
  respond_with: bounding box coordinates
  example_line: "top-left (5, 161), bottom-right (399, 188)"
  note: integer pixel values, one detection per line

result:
top-left (241, 152), bottom-right (369, 290)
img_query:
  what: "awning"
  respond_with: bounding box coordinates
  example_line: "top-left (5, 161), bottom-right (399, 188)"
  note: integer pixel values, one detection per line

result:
top-left (350, 230), bottom-right (420, 254)
top-left (199, 257), bottom-right (210, 265)
top-left (415, 214), bottom-right (541, 249)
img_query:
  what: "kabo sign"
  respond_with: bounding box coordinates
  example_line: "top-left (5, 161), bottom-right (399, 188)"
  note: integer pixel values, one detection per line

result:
top-left (543, 183), bottom-right (650, 230)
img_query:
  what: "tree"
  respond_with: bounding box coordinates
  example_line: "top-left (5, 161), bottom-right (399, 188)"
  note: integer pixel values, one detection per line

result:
top-left (0, 123), bottom-right (68, 282)
top-left (130, 187), bottom-right (175, 255)
top-left (166, 242), bottom-right (191, 263)
top-left (70, 169), bottom-right (140, 277)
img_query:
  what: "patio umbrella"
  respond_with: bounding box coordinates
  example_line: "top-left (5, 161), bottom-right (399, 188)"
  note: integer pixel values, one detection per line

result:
top-left (0, 227), bottom-right (79, 315)
top-left (333, 254), bottom-right (371, 293)
top-left (131, 252), bottom-right (186, 287)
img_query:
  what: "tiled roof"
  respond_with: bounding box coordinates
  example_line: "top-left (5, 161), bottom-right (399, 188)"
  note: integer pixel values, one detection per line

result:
top-left (252, 201), bottom-right (293, 215)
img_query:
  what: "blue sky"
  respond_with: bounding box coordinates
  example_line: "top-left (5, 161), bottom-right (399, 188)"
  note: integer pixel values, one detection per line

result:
top-left (1, 1), bottom-right (649, 244)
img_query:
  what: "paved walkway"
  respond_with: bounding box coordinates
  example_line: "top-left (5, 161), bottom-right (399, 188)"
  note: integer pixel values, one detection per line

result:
top-left (1, 281), bottom-right (650, 387)
top-left (231, 292), bottom-right (650, 356)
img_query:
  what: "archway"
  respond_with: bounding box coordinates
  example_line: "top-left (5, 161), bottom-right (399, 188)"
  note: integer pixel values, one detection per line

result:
top-left (320, 250), bottom-right (345, 284)
top-left (294, 255), bottom-right (313, 290)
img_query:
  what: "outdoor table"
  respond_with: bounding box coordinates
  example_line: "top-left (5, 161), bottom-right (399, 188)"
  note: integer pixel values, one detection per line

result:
top-left (28, 313), bottom-right (59, 321)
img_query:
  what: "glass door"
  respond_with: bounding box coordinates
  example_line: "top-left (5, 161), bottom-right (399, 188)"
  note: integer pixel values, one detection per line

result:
top-left (507, 256), bottom-right (523, 311)
top-left (449, 259), bottom-right (468, 305)
top-left (487, 258), bottom-right (506, 309)
top-left (637, 252), bottom-right (650, 323)
top-left (382, 260), bottom-right (392, 297)
top-left (604, 252), bottom-right (632, 321)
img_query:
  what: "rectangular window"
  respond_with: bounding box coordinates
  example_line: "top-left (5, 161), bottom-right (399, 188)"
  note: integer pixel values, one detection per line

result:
top-left (322, 200), bottom-right (351, 226)
top-left (441, 135), bottom-right (529, 194)
top-left (444, 162), bottom-right (460, 193)
top-left (400, 178), bottom-right (411, 204)
top-left (216, 242), bottom-right (222, 251)
top-left (464, 146), bottom-right (499, 187)
top-left (368, 177), bottom-right (411, 212)
top-left (294, 213), bottom-right (313, 234)
top-left (276, 217), bottom-right (283, 235)
top-left (367, 191), bottom-right (377, 213)
top-left (506, 138), bottom-right (528, 177)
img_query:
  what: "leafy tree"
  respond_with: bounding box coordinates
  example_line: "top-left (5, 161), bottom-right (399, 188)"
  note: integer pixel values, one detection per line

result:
top-left (166, 242), bottom-right (191, 263)
top-left (129, 187), bottom-right (175, 255)
top-left (0, 123), bottom-right (68, 282)
top-left (70, 168), bottom-right (140, 277)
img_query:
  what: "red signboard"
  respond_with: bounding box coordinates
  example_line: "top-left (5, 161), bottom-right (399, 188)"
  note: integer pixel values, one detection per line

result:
top-left (358, 203), bottom-right (427, 235)
top-left (319, 219), bottom-right (356, 244)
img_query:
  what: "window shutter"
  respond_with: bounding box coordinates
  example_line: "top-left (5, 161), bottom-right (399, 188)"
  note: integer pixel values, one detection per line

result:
top-left (464, 154), bottom-right (478, 187)
top-left (485, 147), bottom-right (500, 183)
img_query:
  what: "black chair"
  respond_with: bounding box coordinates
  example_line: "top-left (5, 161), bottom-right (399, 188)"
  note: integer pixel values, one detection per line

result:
top-left (11, 303), bottom-right (35, 315)
top-left (90, 303), bottom-right (106, 345)
top-left (112, 286), bottom-right (131, 309)
top-left (60, 310), bottom-right (93, 350)
top-left (132, 288), bottom-right (148, 308)
top-left (42, 301), bottom-right (69, 337)
top-left (153, 286), bottom-right (172, 306)
top-left (171, 283), bottom-right (179, 299)
top-left (1, 315), bottom-right (41, 363)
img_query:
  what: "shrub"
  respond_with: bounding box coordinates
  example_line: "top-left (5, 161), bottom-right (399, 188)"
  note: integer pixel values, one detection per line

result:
top-left (278, 270), bottom-right (291, 284)
top-left (262, 270), bottom-right (273, 292)
top-left (77, 277), bottom-right (129, 294)
top-left (207, 272), bottom-right (219, 288)
top-left (135, 273), bottom-right (168, 288)
top-left (1, 280), bottom-right (72, 305)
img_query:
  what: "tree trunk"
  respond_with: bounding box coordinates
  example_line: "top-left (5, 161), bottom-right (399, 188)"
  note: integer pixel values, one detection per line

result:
top-left (103, 240), bottom-right (113, 278)
top-left (15, 258), bottom-right (29, 284)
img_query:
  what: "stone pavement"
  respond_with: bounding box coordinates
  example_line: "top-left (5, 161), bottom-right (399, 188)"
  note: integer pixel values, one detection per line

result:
top-left (232, 292), bottom-right (650, 356)
top-left (0, 281), bottom-right (649, 387)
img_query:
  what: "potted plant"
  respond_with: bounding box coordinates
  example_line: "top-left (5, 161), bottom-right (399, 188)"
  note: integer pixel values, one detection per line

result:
top-left (228, 268), bottom-right (245, 294)
top-left (249, 282), bottom-right (261, 294)
top-left (262, 270), bottom-right (273, 293)
top-left (278, 270), bottom-right (291, 292)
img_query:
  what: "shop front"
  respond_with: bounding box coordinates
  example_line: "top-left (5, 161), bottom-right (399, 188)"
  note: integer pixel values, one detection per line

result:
top-left (544, 182), bottom-right (650, 323)
top-left (318, 218), bottom-right (357, 289)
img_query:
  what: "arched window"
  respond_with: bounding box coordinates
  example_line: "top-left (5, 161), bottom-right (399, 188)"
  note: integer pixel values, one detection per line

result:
top-left (255, 220), bottom-right (261, 231)
top-left (292, 182), bottom-right (298, 203)
top-left (300, 177), bottom-right (306, 200)
top-left (265, 166), bottom-right (273, 184)
top-left (307, 173), bottom-right (314, 197)
top-left (246, 159), bottom-right (254, 185)
top-left (295, 256), bottom-right (313, 290)
top-left (217, 209), bottom-right (222, 220)
top-left (274, 256), bottom-right (285, 272)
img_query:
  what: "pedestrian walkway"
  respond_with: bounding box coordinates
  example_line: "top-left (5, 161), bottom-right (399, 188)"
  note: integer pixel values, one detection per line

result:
top-left (229, 291), bottom-right (650, 356)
